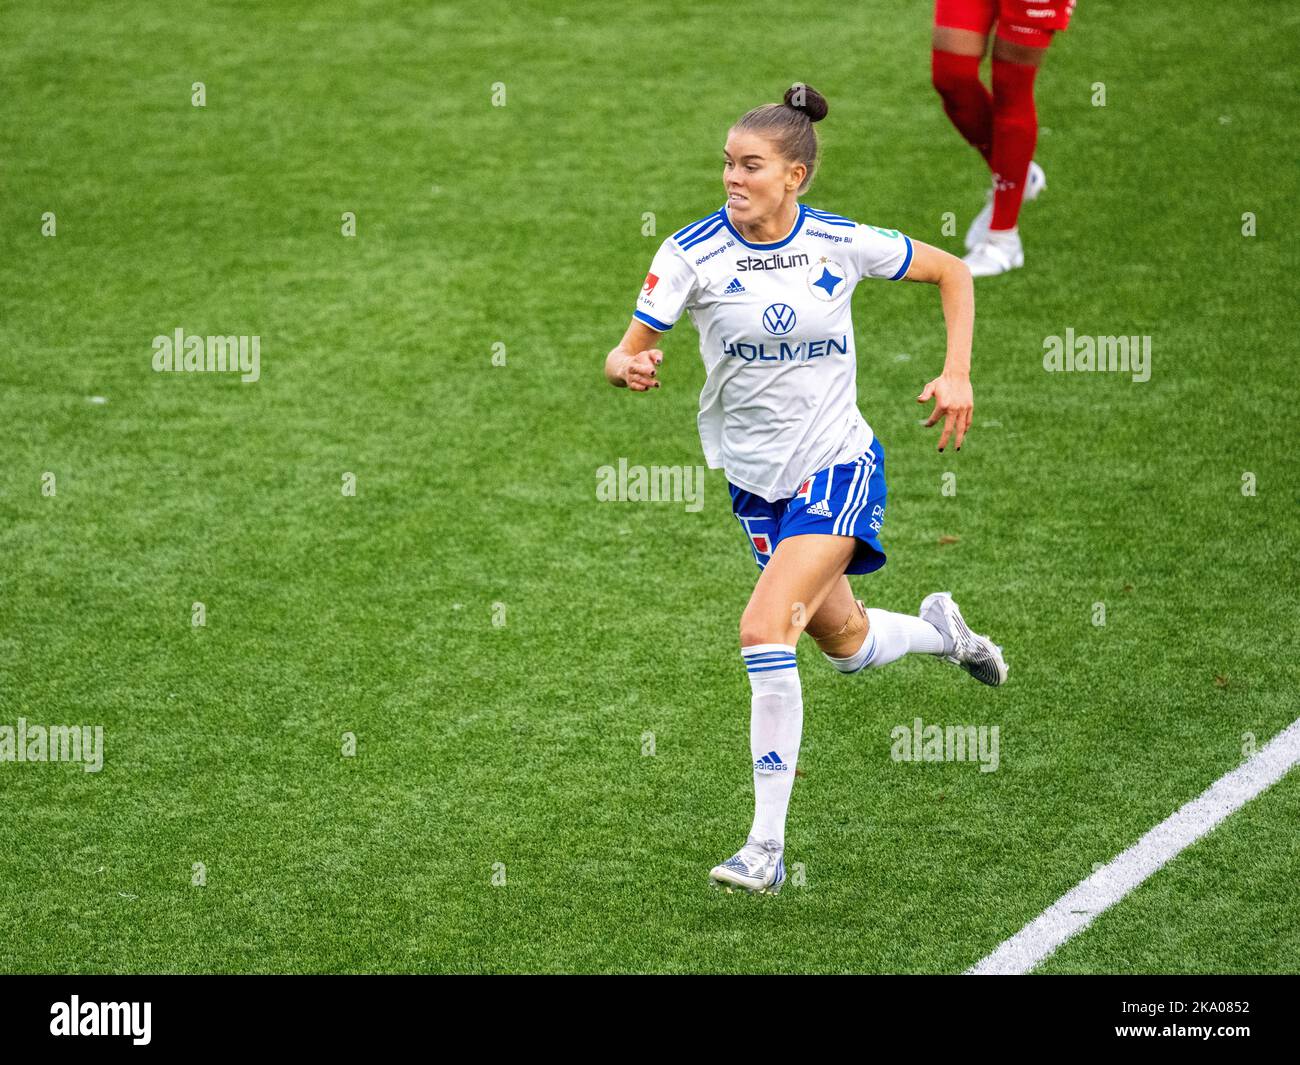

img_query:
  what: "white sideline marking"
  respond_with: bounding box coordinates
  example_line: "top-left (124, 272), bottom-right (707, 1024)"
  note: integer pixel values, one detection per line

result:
top-left (967, 717), bottom-right (1300, 975)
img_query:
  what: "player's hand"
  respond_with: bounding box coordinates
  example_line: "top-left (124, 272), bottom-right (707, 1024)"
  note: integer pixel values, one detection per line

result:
top-left (917, 372), bottom-right (973, 452)
top-left (624, 349), bottom-right (663, 392)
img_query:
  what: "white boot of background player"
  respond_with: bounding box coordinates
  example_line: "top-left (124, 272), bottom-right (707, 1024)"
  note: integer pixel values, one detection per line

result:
top-left (965, 160), bottom-right (1046, 250)
top-left (964, 227), bottom-right (1025, 279)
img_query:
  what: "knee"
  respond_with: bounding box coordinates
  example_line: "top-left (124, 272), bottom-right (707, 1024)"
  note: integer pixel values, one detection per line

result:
top-left (739, 620), bottom-right (783, 649)
top-left (811, 599), bottom-right (869, 660)
top-left (739, 606), bottom-right (797, 650)
top-left (932, 49), bottom-right (982, 100)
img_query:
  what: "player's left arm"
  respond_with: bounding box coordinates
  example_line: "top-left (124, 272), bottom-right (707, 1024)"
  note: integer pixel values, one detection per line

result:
top-left (902, 240), bottom-right (975, 452)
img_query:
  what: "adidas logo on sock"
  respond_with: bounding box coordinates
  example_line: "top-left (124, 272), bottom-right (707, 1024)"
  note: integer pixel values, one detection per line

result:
top-left (754, 750), bottom-right (789, 772)
top-left (723, 277), bottom-right (745, 294)
top-left (805, 498), bottom-right (832, 517)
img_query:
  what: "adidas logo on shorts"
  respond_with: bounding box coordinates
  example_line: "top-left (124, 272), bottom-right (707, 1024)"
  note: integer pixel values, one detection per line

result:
top-left (805, 498), bottom-right (833, 517)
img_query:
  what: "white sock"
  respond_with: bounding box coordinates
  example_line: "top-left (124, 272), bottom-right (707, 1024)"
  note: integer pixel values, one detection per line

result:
top-left (863, 608), bottom-right (945, 666)
top-left (825, 609), bottom-right (945, 672)
top-left (740, 644), bottom-right (801, 849)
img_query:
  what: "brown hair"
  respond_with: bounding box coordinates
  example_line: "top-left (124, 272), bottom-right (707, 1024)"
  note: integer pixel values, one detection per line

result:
top-left (731, 84), bottom-right (830, 194)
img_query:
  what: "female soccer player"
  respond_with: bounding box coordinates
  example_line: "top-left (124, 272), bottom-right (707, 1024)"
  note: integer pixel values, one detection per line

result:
top-left (931, 0), bottom-right (1078, 276)
top-left (603, 85), bottom-right (1007, 895)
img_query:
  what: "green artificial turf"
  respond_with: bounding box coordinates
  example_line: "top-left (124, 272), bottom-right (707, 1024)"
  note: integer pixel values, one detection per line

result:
top-left (0, 0), bottom-right (1296, 973)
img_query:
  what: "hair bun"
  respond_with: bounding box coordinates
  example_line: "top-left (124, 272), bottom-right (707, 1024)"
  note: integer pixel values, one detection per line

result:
top-left (783, 83), bottom-right (829, 122)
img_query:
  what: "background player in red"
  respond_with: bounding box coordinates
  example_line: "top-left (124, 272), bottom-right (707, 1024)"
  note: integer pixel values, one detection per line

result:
top-left (931, 0), bottom-right (1077, 276)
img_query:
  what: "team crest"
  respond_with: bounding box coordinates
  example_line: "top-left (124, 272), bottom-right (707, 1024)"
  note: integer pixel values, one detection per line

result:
top-left (807, 257), bottom-right (847, 302)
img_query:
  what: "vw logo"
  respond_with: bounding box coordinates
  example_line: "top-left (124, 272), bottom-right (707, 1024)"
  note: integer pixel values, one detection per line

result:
top-left (762, 303), bottom-right (796, 336)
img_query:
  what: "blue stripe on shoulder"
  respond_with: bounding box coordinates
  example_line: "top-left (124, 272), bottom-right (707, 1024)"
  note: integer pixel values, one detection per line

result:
top-left (673, 209), bottom-right (724, 245)
top-left (678, 219), bottom-right (725, 249)
top-left (805, 206), bottom-right (857, 228)
top-left (672, 211), bottom-right (715, 239)
top-left (805, 206), bottom-right (854, 220)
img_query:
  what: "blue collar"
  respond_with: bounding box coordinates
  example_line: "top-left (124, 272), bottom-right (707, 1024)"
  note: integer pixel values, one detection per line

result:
top-left (721, 203), bottom-right (806, 251)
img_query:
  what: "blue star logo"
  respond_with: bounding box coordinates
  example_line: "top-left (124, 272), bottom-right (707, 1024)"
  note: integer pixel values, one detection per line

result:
top-left (812, 266), bottom-right (843, 298)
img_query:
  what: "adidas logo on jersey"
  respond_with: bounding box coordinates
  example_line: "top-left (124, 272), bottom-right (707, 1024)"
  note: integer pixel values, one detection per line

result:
top-left (754, 750), bottom-right (789, 772)
top-left (723, 277), bottom-right (745, 294)
top-left (805, 498), bottom-right (833, 517)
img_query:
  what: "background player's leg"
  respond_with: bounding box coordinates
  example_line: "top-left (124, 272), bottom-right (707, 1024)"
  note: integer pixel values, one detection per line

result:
top-left (738, 534), bottom-right (855, 851)
top-left (965, 34), bottom-right (1048, 274)
top-left (931, 23), bottom-right (996, 164)
top-left (988, 35), bottom-right (1049, 232)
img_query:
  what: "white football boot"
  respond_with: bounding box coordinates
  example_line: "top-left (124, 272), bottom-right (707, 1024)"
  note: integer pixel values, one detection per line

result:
top-left (709, 835), bottom-right (786, 894)
top-left (919, 592), bottom-right (1008, 687)
top-left (963, 227), bottom-right (1025, 278)
top-left (964, 159), bottom-right (1046, 250)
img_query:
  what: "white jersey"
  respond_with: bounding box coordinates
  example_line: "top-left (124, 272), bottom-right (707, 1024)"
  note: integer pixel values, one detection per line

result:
top-left (634, 203), bottom-right (913, 502)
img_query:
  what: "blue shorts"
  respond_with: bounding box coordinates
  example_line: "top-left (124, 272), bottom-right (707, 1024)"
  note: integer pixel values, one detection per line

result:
top-left (729, 438), bottom-right (887, 574)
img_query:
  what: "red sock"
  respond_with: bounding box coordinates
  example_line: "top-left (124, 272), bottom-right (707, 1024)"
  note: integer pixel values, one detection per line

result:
top-left (931, 50), bottom-right (993, 165)
top-left (990, 58), bottom-right (1040, 231)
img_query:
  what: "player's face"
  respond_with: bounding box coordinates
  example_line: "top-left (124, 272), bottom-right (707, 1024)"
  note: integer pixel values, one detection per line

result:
top-left (723, 130), bottom-right (802, 224)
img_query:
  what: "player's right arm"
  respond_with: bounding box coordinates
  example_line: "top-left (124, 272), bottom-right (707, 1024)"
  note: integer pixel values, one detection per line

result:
top-left (606, 235), bottom-right (700, 391)
top-left (604, 319), bottom-right (665, 392)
